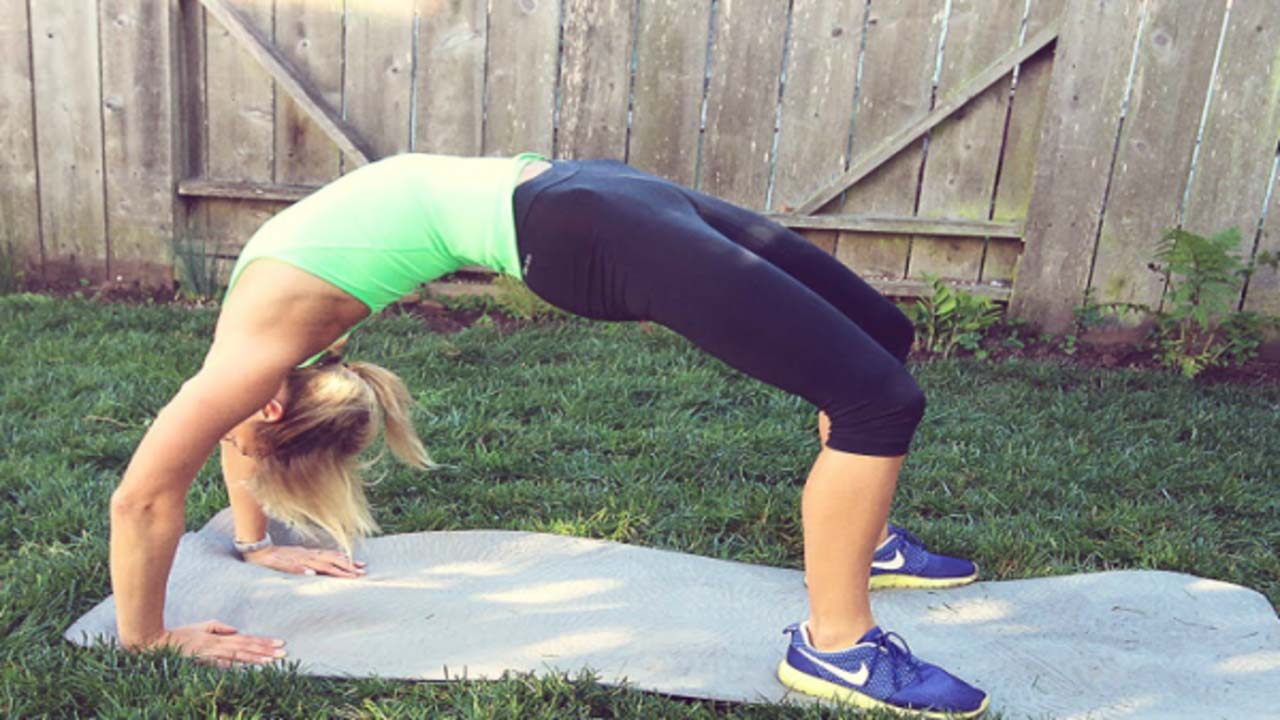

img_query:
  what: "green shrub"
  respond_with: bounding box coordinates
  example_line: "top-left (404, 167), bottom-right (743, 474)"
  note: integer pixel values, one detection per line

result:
top-left (1076, 227), bottom-right (1279, 377)
top-left (906, 274), bottom-right (1003, 359)
top-left (1150, 228), bottom-right (1277, 377)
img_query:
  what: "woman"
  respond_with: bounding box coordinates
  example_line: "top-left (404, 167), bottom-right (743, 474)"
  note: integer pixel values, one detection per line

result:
top-left (110, 153), bottom-right (988, 718)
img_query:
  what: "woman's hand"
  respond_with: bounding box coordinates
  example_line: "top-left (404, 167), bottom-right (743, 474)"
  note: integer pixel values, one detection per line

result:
top-left (150, 620), bottom-right (286, 668)
top-left (243, 545), bottom-right (367, 578)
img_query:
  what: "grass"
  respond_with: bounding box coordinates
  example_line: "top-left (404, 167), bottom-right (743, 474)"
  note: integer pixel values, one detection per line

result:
top-left (1, 294), bottom-right (1277, 718)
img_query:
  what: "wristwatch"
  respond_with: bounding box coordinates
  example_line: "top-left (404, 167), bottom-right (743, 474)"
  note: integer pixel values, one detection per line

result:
top-left (233, 532), bottom-right (274, 555)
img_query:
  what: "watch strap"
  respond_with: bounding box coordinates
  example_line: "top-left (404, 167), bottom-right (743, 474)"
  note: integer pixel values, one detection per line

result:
top-left (233, 531), bottom-right (273, 555)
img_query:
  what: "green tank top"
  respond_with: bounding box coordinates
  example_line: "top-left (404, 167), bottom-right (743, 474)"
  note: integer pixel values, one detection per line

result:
top-left (226, 152), bottom-right (547, 314)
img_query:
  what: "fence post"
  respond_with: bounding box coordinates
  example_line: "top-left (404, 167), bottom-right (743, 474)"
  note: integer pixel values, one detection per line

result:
top-left (1009, 0), bottom-right (1144, 333)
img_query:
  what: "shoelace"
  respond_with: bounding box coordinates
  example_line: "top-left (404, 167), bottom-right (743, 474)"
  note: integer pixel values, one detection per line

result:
top-left (782, 623), bottom-right (923, 689)
top-left (871, 630), bottom-right (922, 689)
top-left (889, 524), bottom-right (928, 551)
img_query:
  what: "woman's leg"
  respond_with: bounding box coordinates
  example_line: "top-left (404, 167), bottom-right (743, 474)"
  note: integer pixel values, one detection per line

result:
top-left (671, 188), bottom-right (980, 595)
top-left (513, 162), bottom-right (986, 714)
top-left (672, 180), bottom-right (914, 363)
top-left (674, 184), bottom-right (915, 493)
top-left (518, 164), bottom-right (923, 643)
top-left (803, 450), bottom-right (902, 648)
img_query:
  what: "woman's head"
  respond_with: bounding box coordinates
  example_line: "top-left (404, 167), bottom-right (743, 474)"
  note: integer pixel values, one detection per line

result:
top-left (229, 356), bottom-right (434, 555)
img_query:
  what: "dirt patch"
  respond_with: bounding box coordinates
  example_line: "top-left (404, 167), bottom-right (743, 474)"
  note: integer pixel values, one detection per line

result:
top-left (18, 276), bottom-right (194, 306)
top-left (389, 298), bottom-right (528, 334)
top-left (958, 322), bottom-right (1280, 385)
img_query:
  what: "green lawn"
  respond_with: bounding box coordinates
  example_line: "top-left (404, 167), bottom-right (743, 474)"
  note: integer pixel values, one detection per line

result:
top-left (2, 294), bottom-right (1277, 718)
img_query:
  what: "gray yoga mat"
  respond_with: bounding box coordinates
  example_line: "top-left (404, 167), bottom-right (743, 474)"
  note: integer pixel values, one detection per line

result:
top-left (68, 510), bottom-right (1279, 718)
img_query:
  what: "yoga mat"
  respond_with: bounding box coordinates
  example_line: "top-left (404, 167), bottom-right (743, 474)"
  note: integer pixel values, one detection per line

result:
top-left (68, 510), bottom-right (1279, 718)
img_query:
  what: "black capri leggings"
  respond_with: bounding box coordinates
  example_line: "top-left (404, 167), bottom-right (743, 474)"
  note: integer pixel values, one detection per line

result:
top-left (513, 159), bottom-right (924, 457)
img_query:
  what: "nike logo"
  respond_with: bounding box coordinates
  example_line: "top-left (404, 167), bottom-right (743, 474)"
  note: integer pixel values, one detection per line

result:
top-left (795, 646), bottom-right (870, 687)
top-left (872, 549), bottom-right (905, 571)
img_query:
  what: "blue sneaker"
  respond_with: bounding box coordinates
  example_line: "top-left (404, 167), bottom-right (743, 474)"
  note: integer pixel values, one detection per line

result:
top-left (870, 525), bottom-right (978, 590)
top-left (777, 622), bottom-right (989, 718)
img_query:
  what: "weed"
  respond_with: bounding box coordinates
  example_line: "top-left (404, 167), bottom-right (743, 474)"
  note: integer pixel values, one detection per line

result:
top-left (1062, 334), bottom-right (1078, 356)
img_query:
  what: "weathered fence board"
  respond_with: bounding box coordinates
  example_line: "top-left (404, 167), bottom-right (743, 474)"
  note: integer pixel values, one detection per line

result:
top-left (911, 0), bottom-right (1025, 282)
top-left (699, 0), bottom-right (790, 206)
top-left (414, 0), bottom-right (486, 155)
top-left (274, 0), bottom-right (343, 183)
top-left (772, 214), bottom-right (1020, 238)
top-left (175, 0), bottom-right (210, 288)
top-left (795, 20), bottom-right (1062, 216)
top-left (558, 0), bottom-right (636, 159)
top-left (205, 198), bottom-right (289, 286)
top-left (987, 0), bottom-right (1065, 284)
top-left (29, 0), bottom-right (108, 281)
top-left (345, 0), bottom-right (415, 161)
top-left (100, 0), bottom-right (177, 284)
top-left (199, 0), bottom-right (372, 167)
top-left (834, 1), bottom-right (945, 279)
top-left (177, 2), bottom-right (208, 180)
top-left (1253, 166), bottom-right (1280, 316)
top-left (771, 0), bottom-right (863, 255)
top-left (485, 0), bottom-right (559, 156)
top-left (1181, 0), bottom-right (1280, 317)
top-left (205, 0), bottom-right (274, 182)
top-left (0, 0), bottom-right (41, 275)
top-left (1010, 0), bottom-right (1145, 331)
top-left (204, 0), bottom-right (274, 276)
top-left (772, 0), bottom-right (861, 212)
top-left (1091, 0), bottom-right (1226, 308)
top-left (628, 0), bottom-right (712, 186)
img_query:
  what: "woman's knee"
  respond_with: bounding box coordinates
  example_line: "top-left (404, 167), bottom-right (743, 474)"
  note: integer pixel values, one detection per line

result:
top-left (823, 369), bottom-right (925, 457)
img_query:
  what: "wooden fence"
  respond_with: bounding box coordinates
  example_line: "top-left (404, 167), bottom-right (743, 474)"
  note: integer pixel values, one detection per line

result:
top-left (1, 0), bottom-right (1278, 332)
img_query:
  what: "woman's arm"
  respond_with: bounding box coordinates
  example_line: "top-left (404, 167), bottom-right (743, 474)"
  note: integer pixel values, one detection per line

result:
top-left (110, 361), bottom-right (291, 661)
top-left (109, 259), bottom-right (367, 663)
top-left (220, 441), bottom-right (270, 548)
top-left (221, 442), bottom-right (365, 578)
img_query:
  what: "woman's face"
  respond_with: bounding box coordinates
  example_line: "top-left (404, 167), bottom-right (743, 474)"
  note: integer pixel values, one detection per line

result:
top-left (221, 417), bottom-right (264, 456)
top-left (222, 380), bottom-right (289, 457)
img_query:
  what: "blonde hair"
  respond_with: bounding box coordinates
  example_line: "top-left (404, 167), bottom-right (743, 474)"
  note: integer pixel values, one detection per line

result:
top-left (247, 358), bottom-right (434, 555)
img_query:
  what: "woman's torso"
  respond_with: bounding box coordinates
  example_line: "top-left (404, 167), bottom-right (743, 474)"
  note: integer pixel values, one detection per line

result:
top-left (226, 152), bottom-right (548, 316)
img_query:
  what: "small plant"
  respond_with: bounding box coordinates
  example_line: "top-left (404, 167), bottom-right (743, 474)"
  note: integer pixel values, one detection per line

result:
top-left (906, 274), bottom-right (1003, 359)
top-left (172, 235), bottom-right (223, 301)
top-left (1001, 332), bottom-right (1026, 352)
top-left (1149, 227), bottom-right (1278, 377)
top-left (1072, 228), bottom-right (1279, 378)
top-left (0, 242), bottom-right (22, 294)
top-left (1073, 289), bottom-right (1146, 331)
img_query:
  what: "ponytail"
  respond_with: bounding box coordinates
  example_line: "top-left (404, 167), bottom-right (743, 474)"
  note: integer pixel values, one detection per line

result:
top-left (247, 359), bottom-right (434, 556)
top-left (346, 361), bottom-right (436, 471)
